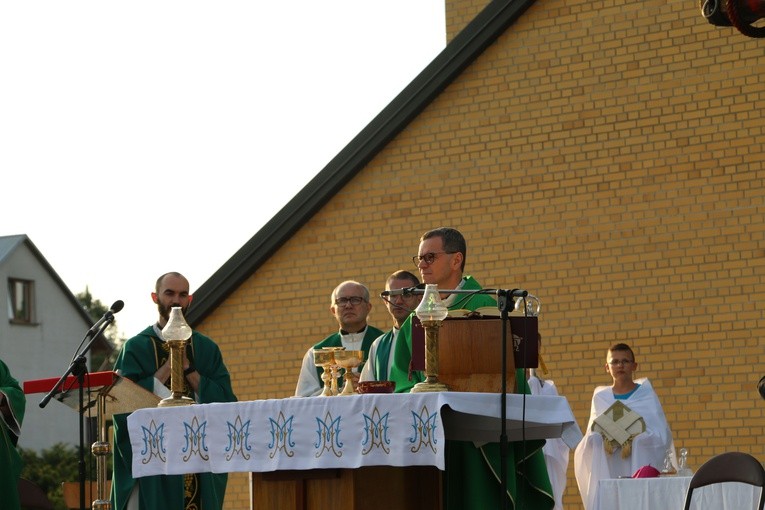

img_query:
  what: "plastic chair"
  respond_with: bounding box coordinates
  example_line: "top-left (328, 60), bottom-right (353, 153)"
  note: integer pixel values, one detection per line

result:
top-left (682, 451), bottom-right (765, 510)
top-left (17, 478), bottom-right (54, 510)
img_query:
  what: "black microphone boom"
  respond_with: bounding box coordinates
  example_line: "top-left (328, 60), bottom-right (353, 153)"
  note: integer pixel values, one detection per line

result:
top-left (87, 299), bottom-right (124, 336)
top-left (380, 284), bottom-right (425, 297)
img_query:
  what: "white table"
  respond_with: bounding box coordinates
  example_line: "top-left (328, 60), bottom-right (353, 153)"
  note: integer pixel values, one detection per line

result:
top-left (595, 475), bottom-right (761, 510)
top-left (127, 392), bottom-right (582, 477)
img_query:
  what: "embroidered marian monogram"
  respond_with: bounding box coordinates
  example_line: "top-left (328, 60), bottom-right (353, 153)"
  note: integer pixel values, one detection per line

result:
top-left (182, 416), bottom-right (209, 462)
top-left (314, 411), bottom-right (343, 458)
top-left (409, 405), bottom-right (438, 454)
top-left (267, 411), bottom-right (294, 459)
top-left (225, 415), bottom-right (251, 461)
top-left (140, 419), bottom-right (167, 464)
top-left (362, 406), bottom-right (391, 455)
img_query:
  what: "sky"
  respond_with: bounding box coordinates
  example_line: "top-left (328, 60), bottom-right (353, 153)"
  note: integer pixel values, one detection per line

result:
top-left (0, 2), bottom-right (446, 339)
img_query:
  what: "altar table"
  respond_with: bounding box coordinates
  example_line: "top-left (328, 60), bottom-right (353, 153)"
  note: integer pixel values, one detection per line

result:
top-left (595, 475), bottom-right (760, 510)
top-left (127, 392), bottom-right (582, 477)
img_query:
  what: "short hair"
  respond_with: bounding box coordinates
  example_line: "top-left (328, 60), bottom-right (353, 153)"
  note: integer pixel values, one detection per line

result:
top-left (330, 280), bottom-right (370, 304)
top-left (387, 270), bottom-right (420, 287)
top-left (608, 342), bottom-right (636, 362)
top-left (155, 272), bottom-right (186, 293)
top-left (421, 227), bottom-right (466, 271)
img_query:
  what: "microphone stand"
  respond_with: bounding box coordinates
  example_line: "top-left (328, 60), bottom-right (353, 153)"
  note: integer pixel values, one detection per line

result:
top-left (39, 317), bottom-right (115, 510)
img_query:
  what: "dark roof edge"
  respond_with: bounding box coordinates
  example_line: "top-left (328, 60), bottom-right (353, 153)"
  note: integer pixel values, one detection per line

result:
top-left (13, 235), bottom-right (93, 326)
top-left (187, 0), bottom-right (537, 326)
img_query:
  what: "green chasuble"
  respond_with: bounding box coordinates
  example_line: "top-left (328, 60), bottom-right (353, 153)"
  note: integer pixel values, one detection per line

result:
top-left (111, 326), bottom-right (237, 510)
top-left (312, 326), bottom-right (384, 384)
top-left (0, 358), bottom-right (25, 510)
top-left (389, 276), bottom-right (554, 510)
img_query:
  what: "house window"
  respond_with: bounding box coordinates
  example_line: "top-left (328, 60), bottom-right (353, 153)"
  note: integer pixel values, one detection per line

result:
top-left (8, 278), bottom-right (34, 324)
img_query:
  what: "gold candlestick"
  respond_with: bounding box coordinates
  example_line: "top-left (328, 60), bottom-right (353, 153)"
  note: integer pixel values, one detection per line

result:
top-left (159, 307), bottom-right (195, 407)
top-left (412, 284), bottom-right (449, 393)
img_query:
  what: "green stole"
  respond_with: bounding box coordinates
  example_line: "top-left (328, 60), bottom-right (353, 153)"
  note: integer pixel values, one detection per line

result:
top-left (0, 359), bottom-right (25, 510)
top-left (311, 326), bottom-right (384, 383)
top-left (373, 329), bottom-right (396, 381)
top-left (389, 276), bottom-right (554, 510)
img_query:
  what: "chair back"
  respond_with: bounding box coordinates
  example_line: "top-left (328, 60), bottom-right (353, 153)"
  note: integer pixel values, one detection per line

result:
top-left (18, 478), bottom-right (54, 510)
top-left (682, 451), bottom-right (765, 510)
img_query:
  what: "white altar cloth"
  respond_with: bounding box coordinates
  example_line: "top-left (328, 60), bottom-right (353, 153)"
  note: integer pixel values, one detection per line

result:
top-left (128, 392), bottom-right (582, 477)
top-left (595, 475), bottom-right (760, 510)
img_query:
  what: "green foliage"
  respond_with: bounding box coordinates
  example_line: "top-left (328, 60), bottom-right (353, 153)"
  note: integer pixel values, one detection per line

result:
top-left (76, 287), bottom-right (126, 371)
top-left (19, 443), bottom-right (91, 510)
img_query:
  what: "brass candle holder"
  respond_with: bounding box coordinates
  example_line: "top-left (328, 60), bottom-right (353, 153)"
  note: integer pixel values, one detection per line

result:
top-left (412, 284), bottom-right (449, 393)
top-left (158, 307), bottom-right (195, 407)
top-left (91, 392), bottom-right (111, 509)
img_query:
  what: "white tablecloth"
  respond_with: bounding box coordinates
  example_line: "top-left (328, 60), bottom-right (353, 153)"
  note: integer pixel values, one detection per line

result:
top-left (596, 476), bottom-right (760, 510)
top-left (128, 392), bottom-right (582, 477)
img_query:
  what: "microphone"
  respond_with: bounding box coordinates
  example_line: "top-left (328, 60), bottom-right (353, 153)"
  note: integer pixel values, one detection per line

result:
top-left (88, 300), bottom-right (124, 336)
top-left (380, 284), bottom-right (425, 297)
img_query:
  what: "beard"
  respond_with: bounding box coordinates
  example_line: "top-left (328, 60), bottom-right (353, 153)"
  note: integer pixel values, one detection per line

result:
top-left (157, 301), bottom-right (189, 322)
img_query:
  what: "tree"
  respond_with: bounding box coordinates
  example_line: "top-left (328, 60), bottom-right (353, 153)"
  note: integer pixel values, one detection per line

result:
top-left (76, 287), bottom-right (125, 371)
top-left (20, 443), bottom-right (84, 510)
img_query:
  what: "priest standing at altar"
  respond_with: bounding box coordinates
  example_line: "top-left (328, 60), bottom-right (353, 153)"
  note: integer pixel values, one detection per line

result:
top-left (360, 270), bottom-right (421, 383)
top-left (295, 280), bottom-right (383, 397)
top-left (110, 272), bottom-right (237, 510)
top-left (388, 226), bottom-right (554, 510)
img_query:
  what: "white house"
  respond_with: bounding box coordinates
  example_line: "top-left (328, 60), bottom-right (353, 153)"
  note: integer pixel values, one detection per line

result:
top-left (0, 234), bottom-right (105, 452)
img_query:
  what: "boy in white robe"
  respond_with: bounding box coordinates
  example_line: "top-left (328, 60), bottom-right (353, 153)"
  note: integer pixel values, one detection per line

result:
top-left (574, 343), bottom-right (676, 510)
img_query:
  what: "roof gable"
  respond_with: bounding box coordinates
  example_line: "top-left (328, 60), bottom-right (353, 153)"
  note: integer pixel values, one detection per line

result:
top-left (0, 234), bottom-right (93, 326)
top-left (187, 0), bottom-right (536, 326)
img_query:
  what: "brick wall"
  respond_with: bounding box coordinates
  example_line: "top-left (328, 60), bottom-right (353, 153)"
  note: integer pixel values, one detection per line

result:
top-left (200, 1), bottom-right (765, 508)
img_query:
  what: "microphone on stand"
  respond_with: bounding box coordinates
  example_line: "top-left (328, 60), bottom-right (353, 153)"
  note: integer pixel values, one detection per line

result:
top-left (70, 300), bottom-right (124, 364)
top-left (380, 283), bottom-right (425, 297)
top-left (87, 300), bottom-right (124, 336)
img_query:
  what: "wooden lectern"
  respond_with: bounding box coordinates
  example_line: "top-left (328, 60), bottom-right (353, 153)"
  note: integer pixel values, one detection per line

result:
top-left (437, 315), bottom-right (538, 392)
top-left (24, 371), bottom-right (159, 510)
top-left (251, 315), bottom-right (536, 510)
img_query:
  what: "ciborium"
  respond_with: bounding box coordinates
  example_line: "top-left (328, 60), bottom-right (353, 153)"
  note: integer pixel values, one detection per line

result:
top-left (313, 349), bottom-right (337, 397)
top-left (158, 307), bottom-right (195, 407)
top-left (333, 349), bottom-right (365, 396)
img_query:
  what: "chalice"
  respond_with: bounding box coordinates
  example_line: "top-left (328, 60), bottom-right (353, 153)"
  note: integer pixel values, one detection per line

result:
top-left (313, 349), bottom-right (336, 397)
top-left (333, 349), bottom-right (365, 396)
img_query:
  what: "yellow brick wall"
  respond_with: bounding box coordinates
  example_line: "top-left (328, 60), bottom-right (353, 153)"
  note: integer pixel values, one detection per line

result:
top-left (446, 0), bottom-right (488, 41)
top-left (200, 1), bottom-right (765, 508)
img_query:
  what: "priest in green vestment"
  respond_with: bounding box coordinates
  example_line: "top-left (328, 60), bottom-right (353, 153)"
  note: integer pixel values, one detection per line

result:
top-left (0, 358), bottom-right (25, 510)
top-left (111, 272), bottom-right (237, 510)
top-left (388, 227), bottom-right (554, 510)
top-left (295, 280), bottom-right (384, 397)
top-left (360, 270), bottom-right (421, 383)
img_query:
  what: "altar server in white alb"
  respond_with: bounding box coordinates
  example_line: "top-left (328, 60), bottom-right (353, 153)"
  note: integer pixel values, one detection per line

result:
top-left (574, 342), bottom-right (676, 510)
top-left (528, 339), bottom-right (570, 510)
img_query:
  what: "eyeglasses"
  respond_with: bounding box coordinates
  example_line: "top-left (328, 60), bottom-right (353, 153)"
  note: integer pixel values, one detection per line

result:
top-left (412, 251), bottom-right (456, 266)
top-left (608, 359), bottom-right (634, 366)
top-left (334, 296), bottom-right (366, 306)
